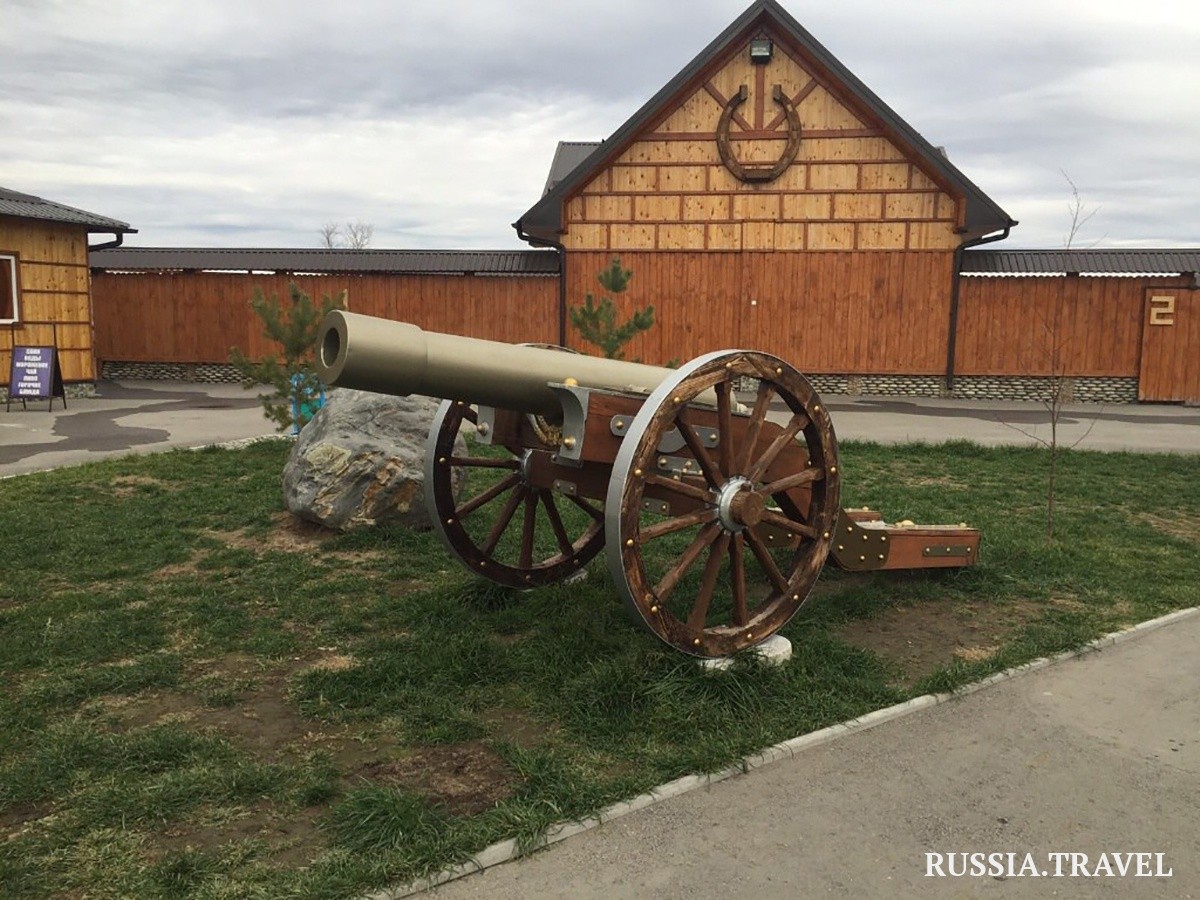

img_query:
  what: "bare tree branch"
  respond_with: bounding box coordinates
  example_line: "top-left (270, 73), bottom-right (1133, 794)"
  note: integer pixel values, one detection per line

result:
top-left (318, 221), bottom-right (374, 249)
top-left (318, 222), bottom-right (341, 249)
top-left (344, 221), bottom-right (374, 250)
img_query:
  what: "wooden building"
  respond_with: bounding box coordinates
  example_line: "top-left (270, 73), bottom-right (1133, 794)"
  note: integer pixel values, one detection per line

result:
top-left (0, 187), bottom-right (134, 391)
top-left (515, 0), bottom-right (1016, 378)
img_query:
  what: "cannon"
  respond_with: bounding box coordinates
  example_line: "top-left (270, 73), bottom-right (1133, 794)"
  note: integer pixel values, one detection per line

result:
top-left (315, 311), bottom-right (980, 658)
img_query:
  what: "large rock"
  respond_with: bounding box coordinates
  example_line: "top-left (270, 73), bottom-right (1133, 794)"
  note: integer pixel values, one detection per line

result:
top-left (283, 389), bottom-right (465, 531)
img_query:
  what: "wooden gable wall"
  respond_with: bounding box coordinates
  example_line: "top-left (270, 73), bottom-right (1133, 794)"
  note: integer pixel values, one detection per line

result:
top-left (560, 27), bottom-right (961, 254)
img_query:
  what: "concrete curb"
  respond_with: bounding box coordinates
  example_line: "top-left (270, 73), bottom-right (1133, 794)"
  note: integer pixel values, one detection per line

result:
top-left (371, 604), bottom-right (1200, 899)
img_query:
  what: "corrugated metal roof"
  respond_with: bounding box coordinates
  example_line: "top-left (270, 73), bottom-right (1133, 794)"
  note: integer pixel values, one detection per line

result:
top-left (88, 247), bottom-right (560, 275)
top-left (0, 186), bottom-right (134, 233)
top-left (961, 249), bottom-right (1200, 276)
top-left (543, 142), bottom-right (603, 196)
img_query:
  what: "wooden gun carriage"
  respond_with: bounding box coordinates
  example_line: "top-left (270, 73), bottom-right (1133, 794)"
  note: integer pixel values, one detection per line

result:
top-left (315, 311), bottom-right (979, 658)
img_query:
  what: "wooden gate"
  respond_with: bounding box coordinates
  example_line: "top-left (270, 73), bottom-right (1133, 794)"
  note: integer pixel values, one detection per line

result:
top-left (1138, 288), bottom-right (1200, 402)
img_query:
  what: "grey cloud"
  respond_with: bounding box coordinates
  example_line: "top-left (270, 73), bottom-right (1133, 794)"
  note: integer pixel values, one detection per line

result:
top-left (3, 1), bottom-right (1197, 248)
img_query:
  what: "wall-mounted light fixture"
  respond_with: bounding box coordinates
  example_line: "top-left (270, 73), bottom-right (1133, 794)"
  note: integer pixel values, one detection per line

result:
top-left (749, 38), bottom-right (773, 64)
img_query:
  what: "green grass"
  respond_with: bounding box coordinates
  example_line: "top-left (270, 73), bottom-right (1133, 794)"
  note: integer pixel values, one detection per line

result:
top-left (0, 439), bottom-right (1196, 897)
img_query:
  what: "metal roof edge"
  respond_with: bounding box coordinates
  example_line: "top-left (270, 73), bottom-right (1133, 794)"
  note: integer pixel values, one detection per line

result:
top-left (87, 247), bottom-right (561, 275)
top-left (961, 248), bottom-right (1200, 276)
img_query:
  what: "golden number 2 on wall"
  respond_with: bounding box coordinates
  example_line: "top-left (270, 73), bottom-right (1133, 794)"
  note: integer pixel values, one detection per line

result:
top-left (716, 84), bottom-right (802, 183)
top-left (1149, 295), bottom-right (1176, 326)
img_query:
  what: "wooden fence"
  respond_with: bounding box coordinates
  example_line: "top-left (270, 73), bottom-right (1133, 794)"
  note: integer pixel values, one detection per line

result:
top-left (91, 267), bottom-right (1194, 392)
top-left (91, 272), bottom-right (560, 364)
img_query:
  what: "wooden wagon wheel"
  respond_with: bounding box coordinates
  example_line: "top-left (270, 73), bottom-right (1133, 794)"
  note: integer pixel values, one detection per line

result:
top-left (425, 399), bottom-right (606, 589)
top-left (604, 350), bottom-right (840, 657)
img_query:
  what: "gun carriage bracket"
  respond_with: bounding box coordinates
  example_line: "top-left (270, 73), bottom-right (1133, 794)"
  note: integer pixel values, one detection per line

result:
top-left (316, 312), bottom-right (981, 659)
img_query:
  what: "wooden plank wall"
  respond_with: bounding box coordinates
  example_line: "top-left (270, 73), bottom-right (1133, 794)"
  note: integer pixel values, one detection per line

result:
top-left (1139, 288), bottom-right (1200, 402)
top-left (91, 272), bottom-right (559, 364)
top-left (956, 275), bottom-right (1191, 377)
top-left (0, 220), bottom-right (94, 384)
top-left (564, 250), bottom-right (955, 373)
top-left (561, 29), bottom-right (961, 254)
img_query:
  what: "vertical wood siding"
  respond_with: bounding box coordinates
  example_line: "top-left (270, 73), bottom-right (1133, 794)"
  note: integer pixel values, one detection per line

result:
top-left (955, 275), bottom-right (1190, 377)
top-left (564, 250), bottom-right (955, 372)
top-left (91, 272), bottom-right (559, 364)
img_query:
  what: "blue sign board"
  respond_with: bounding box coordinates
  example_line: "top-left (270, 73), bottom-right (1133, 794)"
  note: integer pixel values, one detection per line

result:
top-left (6, 345), bottom-right (66, 411)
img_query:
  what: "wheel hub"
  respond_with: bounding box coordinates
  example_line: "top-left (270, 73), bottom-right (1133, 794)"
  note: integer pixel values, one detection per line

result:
top-left (716, 476), bottom-right (765, 531)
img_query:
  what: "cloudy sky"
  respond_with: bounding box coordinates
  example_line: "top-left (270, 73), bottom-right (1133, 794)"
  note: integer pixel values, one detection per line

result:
top-left (3, 0), bottom-right (1197, 250)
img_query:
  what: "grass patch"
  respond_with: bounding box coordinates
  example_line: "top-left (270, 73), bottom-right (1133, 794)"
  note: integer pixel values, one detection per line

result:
top-left (0, 439), bottom-right (1196, 896)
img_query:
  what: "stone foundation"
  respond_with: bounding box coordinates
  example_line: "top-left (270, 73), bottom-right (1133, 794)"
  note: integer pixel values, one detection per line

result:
top-left (89, 360), bottom-right (1141, 405)
top-left (100, 361), bottom-right (243, 384)
top-left (802, 373), bottom-right (1138, 404)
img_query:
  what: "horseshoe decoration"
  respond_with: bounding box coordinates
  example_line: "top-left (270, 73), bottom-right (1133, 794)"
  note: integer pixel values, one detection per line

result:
top-left (716, 84), bottom-right (802, 183)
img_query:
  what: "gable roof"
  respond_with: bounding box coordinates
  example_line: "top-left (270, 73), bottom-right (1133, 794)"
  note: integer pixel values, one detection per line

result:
top-left (0, 186), bottom-right (135, 233)
top-left (515, 0), bottom-right (1015, 247)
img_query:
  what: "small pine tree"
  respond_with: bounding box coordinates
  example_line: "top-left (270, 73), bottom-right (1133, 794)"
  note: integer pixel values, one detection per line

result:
top-left (229, 283), bottom-right (346, 432)
top-left (569, 258), bottom-right (656, 360)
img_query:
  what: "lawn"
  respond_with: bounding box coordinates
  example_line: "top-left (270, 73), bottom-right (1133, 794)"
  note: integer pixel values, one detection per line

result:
top-left (0, 438), bottom-right (1196, 898)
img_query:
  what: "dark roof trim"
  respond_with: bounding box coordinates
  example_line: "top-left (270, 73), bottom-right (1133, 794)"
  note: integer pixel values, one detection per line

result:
top-left (87, 247), bottom-right (561, 276)
top-left (961, 249), bottom-right (1200, 276)
top-left (515, 0), bottom-right (1014, 246)
top-left (0, 186), bottom-right (135, 233)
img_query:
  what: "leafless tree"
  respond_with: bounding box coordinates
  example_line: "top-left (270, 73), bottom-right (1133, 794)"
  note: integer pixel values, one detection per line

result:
top-left (318, 221), bottom-right (374, 249)
top-left (344, 221), bottom-right (374, 250)
top-left (319, 222), bottom-right (341, 249)
top-left (1002, 172), bottom-right (1101, 541)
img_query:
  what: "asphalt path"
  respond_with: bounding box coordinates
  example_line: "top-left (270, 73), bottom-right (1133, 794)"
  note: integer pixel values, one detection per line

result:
top-left (426, 612), bottom-right (1200, 899)
top-left (2, 381), bottom-right (1197, 480)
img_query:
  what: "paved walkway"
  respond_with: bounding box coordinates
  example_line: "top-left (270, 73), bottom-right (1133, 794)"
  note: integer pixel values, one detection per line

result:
top-left (0, 381), bottom-right (275, 477)
top-left (2, 382), bottom-right (1197, 480)
top-left (428, 612), bottom-right (1200, 899)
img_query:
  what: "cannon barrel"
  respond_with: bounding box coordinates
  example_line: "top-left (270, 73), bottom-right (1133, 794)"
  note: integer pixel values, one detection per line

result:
top-left (315, 311), bottom-right (680, 417)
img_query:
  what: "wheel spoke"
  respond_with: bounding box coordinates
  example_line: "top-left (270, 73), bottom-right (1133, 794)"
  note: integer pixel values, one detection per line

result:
top-left (744, 527), bottom-right (791, 595)
top-left (519, 491), bottom-right (538, 568)
top-left (481, 486), bottom-right (525, 555)
top-left (566, 494), bottom-right (605, 522)
top-left (457, 472), bottom-right (521, 517)
top-left (644, 473), bottom-right (715, 504)
top-left (761, 466), bottom-right (824, 496)
top-left (746, 413), bottom-right (809, 483)
top-left (716, 379), bottom-right (733, 477)
top-left (654, 521), bottom-right (722, 601)
top-left (729, 533), bottom-right (748, 626)
top-left (460, 405), bottom-right (478, 425)
top-left (450, 456), bottom-right (520, 469)
top-left (540, 491), bottom-right (575, 557)
top-left (760, 509), bottom-right (817, 540)
top-left (736, 380), bottom-right (775, 475)
top-left (676, 412), bottom-right (724, 487)
top-left (687, 532), bottom-right (731, 631)
top-left (639, 506), bottom-right (719, 541)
